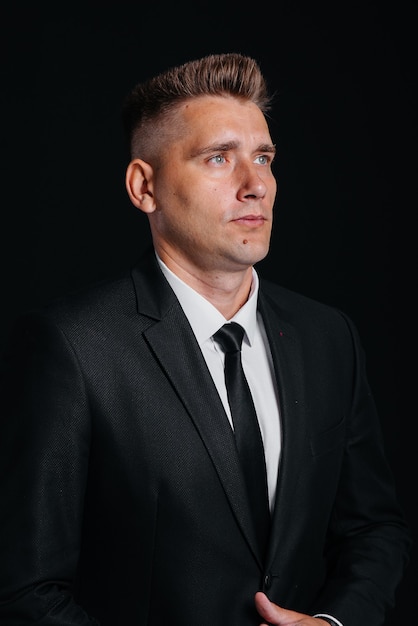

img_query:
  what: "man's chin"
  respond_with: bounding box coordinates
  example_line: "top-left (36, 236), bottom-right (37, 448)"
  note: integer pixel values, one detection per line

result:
top-left (236, 240), bottom-right (270, 266)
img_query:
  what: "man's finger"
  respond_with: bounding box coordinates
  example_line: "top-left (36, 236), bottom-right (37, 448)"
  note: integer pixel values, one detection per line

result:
top-left (255, 591), bottom-right (285, 623)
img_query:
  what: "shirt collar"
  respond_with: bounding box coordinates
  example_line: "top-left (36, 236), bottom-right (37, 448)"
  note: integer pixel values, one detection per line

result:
top-left (155, 253), bottom-right (259, 346)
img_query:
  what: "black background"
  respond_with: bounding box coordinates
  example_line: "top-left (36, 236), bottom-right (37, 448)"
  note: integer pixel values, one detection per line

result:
top-left (2, 1), bottom-right (417, 622)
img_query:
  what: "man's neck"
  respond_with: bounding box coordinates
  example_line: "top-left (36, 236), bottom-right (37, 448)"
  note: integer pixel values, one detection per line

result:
top-left (155, 251), bottom-right (254, 320)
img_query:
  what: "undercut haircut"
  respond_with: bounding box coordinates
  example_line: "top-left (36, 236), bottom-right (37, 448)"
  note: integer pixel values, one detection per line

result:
top-left (122, 53), bottom-right (273, 159)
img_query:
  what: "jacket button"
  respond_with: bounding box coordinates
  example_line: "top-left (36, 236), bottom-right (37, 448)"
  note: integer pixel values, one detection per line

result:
top-left (264, 574), bottom-right (271, 589)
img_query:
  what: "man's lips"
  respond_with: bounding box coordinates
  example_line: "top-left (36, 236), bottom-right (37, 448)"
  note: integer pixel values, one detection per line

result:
top-left (232, 215), bottom-right (267, 226)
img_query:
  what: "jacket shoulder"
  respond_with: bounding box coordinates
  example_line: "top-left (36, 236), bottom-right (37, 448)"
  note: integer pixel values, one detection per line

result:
top-left (259, 277), bottom-right (358, 339)
top-left (260, 277), bottom-right (341, 316)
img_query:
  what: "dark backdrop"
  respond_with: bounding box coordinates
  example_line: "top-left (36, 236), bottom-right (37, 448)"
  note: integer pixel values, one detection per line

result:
top-left (2, 1), bottom-right (417, 623)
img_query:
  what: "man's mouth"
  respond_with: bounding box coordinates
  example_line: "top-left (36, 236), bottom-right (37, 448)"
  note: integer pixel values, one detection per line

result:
top-left (233, 215), bottom-right (266, 226)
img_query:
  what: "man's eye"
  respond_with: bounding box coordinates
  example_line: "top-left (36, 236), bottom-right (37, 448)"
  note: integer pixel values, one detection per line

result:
top-left (255, 155), bottom-right (269, 165)
top-left (209, 154), bottom-right (226, 164)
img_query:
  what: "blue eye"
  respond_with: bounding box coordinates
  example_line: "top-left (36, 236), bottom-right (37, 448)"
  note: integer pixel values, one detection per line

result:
top-left (210, 154), bottom-right (226, 164)
top-left (255, 155), bottom-right (269, 165)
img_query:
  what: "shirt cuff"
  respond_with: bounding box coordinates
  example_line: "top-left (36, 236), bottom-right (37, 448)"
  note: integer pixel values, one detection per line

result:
top-left (314, 614), bottom-right (343, 626)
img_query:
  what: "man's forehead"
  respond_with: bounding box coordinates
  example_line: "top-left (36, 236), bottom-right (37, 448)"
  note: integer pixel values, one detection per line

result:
top-left (175, 97), bottom-right (272, 140)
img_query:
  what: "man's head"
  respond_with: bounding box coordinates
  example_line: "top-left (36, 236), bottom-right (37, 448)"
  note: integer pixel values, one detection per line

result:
top-left (124, 53), bottom-right (277, 285)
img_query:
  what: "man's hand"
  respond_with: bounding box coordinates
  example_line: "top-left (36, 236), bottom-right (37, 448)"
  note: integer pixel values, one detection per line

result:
top-left (255, 592), bottom-right (331, 625)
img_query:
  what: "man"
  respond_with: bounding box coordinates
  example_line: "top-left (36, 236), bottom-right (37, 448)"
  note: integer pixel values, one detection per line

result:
top-left (0, 53), bottom-right (410, 625)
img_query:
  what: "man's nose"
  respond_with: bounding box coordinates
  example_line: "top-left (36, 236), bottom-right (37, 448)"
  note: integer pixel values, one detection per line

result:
top-left (236, 163), bottom-right (268, 200)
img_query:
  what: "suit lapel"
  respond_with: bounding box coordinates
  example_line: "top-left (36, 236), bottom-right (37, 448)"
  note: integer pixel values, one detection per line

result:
top-left (131, 252), bottom-right (264, 565)
top-left (258, 289), bottom-right (309, 562)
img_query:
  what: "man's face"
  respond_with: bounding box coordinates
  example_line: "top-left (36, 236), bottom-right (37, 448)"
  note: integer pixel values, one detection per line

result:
top-left (148, 95), bottom-right (277, 277)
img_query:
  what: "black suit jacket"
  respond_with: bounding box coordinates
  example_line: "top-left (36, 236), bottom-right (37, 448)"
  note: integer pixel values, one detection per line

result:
top-left (0, 250), bottom-right (411, 625)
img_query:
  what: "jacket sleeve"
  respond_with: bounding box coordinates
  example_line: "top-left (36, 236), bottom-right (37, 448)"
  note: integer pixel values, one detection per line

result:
top-left (0, 313), bottom-right (99, 625)
top-left (309, 311), bottom-right (412, 625)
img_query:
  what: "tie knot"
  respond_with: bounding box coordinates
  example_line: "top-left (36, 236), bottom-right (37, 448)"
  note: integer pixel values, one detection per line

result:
top-left (213, 322), bottom-right (245, 353)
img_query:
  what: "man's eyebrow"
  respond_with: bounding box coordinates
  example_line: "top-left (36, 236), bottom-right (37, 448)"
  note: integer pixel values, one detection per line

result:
top-left (191, 141), bottom-right (239, 156)
top-left (191, 141), bottom-right (276, 157)
top-left (258, 143), bottom-right (276, 154)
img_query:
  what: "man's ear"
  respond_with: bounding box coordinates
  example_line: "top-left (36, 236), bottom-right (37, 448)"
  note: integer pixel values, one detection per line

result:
top-left (125, 158), bottom-right (156, 214)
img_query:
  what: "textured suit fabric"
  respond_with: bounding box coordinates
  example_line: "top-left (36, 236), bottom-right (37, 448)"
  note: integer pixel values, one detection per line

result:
top-left (0, 249), bottom-right (411, 625)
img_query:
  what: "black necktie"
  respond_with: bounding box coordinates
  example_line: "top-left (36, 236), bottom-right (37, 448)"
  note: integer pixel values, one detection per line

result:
top-left (213, 322), bottom-right (270, 556)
